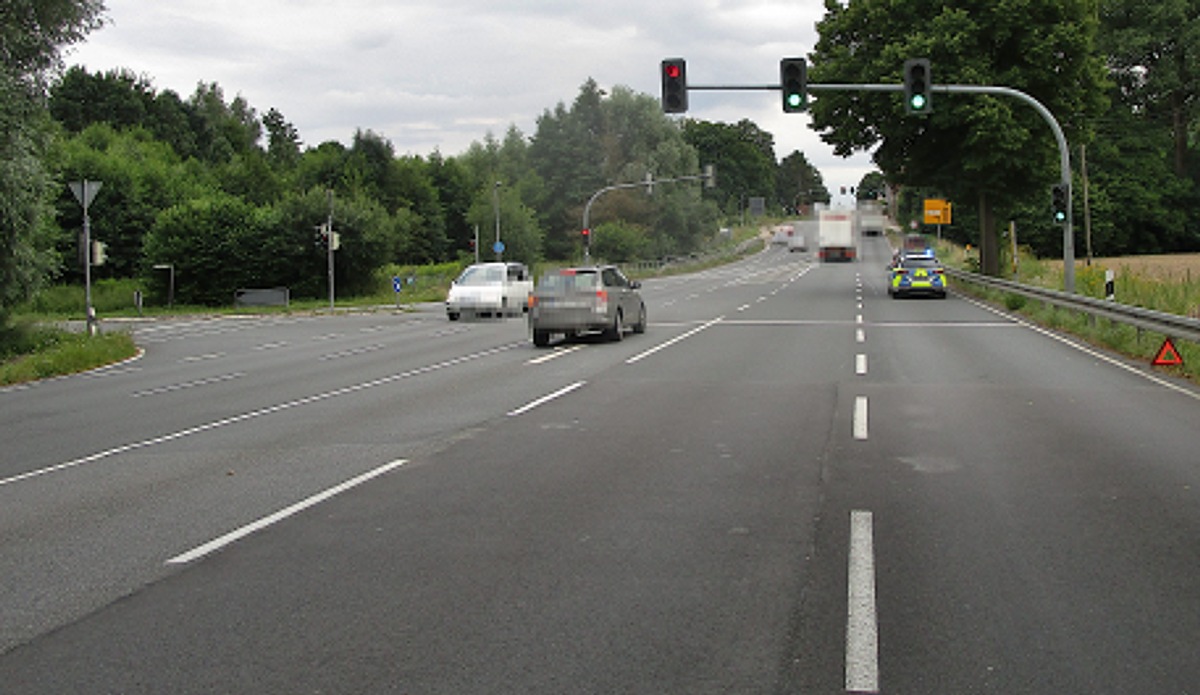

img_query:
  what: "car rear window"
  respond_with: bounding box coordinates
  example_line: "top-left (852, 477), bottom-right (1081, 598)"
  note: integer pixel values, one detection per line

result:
top-left (540, 270), bottom-right (599, 292)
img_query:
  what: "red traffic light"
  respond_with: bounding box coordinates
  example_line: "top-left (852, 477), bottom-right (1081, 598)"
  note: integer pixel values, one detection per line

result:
top-left (661, 58), bottom-right (688, 113)
top-left (581, 228), bottom-right (590, 236)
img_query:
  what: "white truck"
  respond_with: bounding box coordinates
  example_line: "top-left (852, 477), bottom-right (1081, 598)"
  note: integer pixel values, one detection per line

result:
top-left (818, 210), bottom-right (857, 262)
top-left (445, 262), bottom-right (533, 320)
top-left (858, 202), bottom-right (888, 237)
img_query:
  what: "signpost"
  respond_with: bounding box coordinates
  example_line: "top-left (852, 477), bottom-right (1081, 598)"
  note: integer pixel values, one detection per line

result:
top-left (69, 180), bottom-right (102, 336)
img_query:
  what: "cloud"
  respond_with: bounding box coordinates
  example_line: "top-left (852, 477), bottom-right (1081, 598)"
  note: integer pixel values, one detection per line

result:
top-left (65, 0), bottom-right (875, 193)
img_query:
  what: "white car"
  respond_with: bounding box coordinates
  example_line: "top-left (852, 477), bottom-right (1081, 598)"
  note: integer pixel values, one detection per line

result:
top-left (445, 262), bottom-right (533, 320)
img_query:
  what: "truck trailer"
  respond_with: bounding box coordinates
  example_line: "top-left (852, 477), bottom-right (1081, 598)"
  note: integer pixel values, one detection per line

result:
top-left (818, 210), bottom-right (857, 262)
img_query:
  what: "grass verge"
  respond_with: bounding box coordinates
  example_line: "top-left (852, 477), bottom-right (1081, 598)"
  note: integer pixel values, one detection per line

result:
top-left (0, 326), bottom-right (138, 387)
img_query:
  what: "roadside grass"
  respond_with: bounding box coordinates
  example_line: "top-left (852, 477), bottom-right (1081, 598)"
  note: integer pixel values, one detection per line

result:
top-left (938, 243), bottom-right (1200, 385)
top-left (0, 323), bottom-right (138, 387)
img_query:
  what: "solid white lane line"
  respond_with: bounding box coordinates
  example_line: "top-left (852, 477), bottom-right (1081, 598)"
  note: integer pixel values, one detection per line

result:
top-left (846, 510), bottom-right (880, 693)
top-left (626, 317), bottom-right (724, 364)
top-left (0, 342), bottom-right (522, 489)
top-left (853, 396), bottom-right (869, 440)
top-left (166, 459), bottom-right (408, 565)
top-left (507, 381), bottom-right (587, 416)
top-left (856, 354), bottom-right (868, 376)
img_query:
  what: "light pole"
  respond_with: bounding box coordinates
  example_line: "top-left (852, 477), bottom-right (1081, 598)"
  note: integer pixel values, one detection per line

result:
top-left (492, 181), bottom-right (502, 260)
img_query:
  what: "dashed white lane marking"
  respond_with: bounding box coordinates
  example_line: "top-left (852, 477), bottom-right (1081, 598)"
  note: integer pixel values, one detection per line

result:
top-left (626, 317), bottom-right (724, 365)
top-left (856, 354), bottom-right (868, 376)
top-left (856, 329), bottom-right (866, 344)
top-left (853, 396), bottom-right (869, 440)
top-left (846, 509), bottom-right (880, 693)
top-left (507, 381), bottom-right (587, 417)
top-left (166, 459), bottom-right (408, 565)
top-left (527, 345), bottom-right (584, 364)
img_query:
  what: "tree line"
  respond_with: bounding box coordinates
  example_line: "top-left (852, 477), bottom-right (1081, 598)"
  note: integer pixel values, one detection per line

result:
top-left (37, 65), bottom-right (830, 307)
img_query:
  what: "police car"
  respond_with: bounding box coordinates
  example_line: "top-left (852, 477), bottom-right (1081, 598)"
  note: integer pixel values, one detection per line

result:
top-left (889, 250), bottom-right (948, 299)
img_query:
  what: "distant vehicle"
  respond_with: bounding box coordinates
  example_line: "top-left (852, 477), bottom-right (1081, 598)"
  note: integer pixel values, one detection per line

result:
top-left (528, 265), bottom-right (646, 347)
top-left (445, 262), bottom-right (533, 320)
top-left (858, 202), bottom-right (887, 236)
top-left (889, 252), bottom-right (948, 298)
top-left (818, 210), bottom-right (857, 262)
top-left (903, 234), bottom-right (930, 254)
top-left (788, 220), bottom-right (816, 253)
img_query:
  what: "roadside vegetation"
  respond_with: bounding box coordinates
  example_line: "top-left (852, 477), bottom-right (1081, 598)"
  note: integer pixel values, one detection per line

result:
top-left (935, 239), bottom-right (1200, 384)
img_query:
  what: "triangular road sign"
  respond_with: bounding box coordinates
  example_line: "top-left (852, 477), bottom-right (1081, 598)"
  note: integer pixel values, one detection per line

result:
top-left (1152, 338), bottom-right (1184, 367)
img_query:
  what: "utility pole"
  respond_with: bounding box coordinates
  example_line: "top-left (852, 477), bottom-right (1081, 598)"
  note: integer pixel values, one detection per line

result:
top-left (326, 189), bottom-right (335, 310)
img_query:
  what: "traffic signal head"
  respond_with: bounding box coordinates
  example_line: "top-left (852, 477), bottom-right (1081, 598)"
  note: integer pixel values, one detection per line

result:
top-left (661, 59), bottom-right (688, 113)
top-left (903, 58), bottom-right (932, 115)
top-left (780, 58), bottom-right (807, 113)
top-left (1052, 183), bottom-right (1069, 223)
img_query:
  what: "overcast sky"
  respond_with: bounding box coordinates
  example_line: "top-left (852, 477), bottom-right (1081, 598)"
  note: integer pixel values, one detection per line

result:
top-left (65, 0), bottom-right (875, 197)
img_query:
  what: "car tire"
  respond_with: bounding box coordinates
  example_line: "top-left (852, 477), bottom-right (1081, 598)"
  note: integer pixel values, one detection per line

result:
top-left (532, 329), bottom-right (551, 347)
top-left (608, 310), bottom-right (624, 342)
top-left (632, 304), bottom-right (646, 334)
top-left (448, 311), bottom-right (460, 321)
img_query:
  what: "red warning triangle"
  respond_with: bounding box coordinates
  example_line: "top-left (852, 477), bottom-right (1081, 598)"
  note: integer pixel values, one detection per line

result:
top-left (1152, 338), bottom-right (1184, 366)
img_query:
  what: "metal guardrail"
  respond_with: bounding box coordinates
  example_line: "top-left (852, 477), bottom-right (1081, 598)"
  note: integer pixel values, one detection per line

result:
top-left (946, 268), bottom-right (1200, 344)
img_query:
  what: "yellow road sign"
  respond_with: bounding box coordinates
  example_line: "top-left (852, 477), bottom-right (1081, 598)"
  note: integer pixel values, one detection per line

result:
top-left (924, 199), bottom-right (952, 225)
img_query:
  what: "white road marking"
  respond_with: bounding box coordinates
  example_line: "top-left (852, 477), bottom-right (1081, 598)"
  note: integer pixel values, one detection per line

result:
top-left (853, 396), bottom-right (869, 440)
top-left (0, 342), bottom-right (522, 488)
top-left (166, 459), bottom-right (408, 565)
top-left (856, 329), bottom-right (866, 344)
top-left (961, 295), bottom-right (1200, 402)
top-left (130, 372), bottom-right (246, 398)
top-left (526, 345), bottom-right (584, 364)
top-left (626, 317), bottom-right (724, 364)
top-left (846, 509), bottom-right (880, 693)
top-left (179, 352), bottom-right (226, 363)
top-left (856, 354), bottom-right (868, 376)
top-left (507, 381), bottom-right (587, 416)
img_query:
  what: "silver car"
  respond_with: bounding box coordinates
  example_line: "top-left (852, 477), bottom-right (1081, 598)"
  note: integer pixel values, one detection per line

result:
top-left (528, 266), bottom-right (646, 347)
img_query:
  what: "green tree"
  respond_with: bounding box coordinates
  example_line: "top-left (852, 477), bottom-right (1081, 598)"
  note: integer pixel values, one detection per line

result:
top-left (1, 0), bottom-right (105, 328)
top-left (683, 119), bottom-right (777, 215)
top-left (809, 0), bottom-right (1108, 275)
top-left (777, 151), bottom-right (830, 215)
top-left (53, 123), bottom-right (205, 280)
top-left (143, 192), bottom-right (277, 305)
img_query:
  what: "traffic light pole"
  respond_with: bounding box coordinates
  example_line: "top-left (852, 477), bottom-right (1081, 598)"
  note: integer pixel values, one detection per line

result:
top-left (685, 80), bottom-right (1076, 293)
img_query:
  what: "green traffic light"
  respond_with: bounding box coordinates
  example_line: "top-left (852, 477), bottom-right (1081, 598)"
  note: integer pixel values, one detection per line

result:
top-left (787, 93), bottom-right (803, 109)
top-left (910, 94), bottom-right (927, 111)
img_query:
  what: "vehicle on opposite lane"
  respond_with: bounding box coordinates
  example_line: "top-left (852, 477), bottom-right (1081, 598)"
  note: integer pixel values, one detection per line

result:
top-left (528, 265), bottom-right (646, 347)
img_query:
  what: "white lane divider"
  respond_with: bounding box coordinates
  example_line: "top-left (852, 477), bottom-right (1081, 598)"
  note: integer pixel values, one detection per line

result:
top-left (507, 381), bottom-right (587, 417)
top-left (856, 354), bottom-right (868, 376)
top-left (166, 459), bottom-right (408, 565)
top-left (1, 342), bottom-right (522, 489)
top-left (846, 509), bottom-right (880, 693)
top-left (853, 396), bottom-right (869, 440)
top-left (625, 316), bottom-right (724, 365)
top-left (526, 345), bottom-right (584, 365)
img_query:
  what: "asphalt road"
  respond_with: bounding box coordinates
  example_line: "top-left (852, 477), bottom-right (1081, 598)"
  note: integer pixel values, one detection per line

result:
top-left (1, 238), bottom-right (1198, 693)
